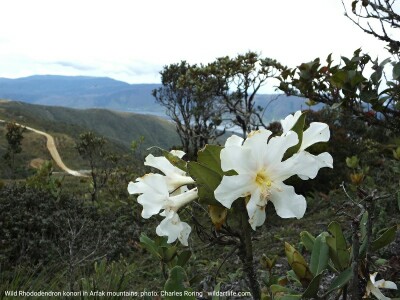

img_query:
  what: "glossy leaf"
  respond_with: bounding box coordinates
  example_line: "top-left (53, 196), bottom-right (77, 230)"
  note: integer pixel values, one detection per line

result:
top-left (302, 273), bottom-right (323, 299)
top-left (371, 225), bottom-right (398, 251)
top-left (310, 234), bottom-right (329, 276)
top-left (197, 145), bottom-right (223, 175)
top-left (325, 267), bottom-right (352, 295)
top-left (300, 231), bottom-right (315, 252)
top-left (139, 234), bottom-right (162, 260)
top-left (326, 222), bottom-right (350, 271)
top-left (187, 161), bottom-right (222, 206)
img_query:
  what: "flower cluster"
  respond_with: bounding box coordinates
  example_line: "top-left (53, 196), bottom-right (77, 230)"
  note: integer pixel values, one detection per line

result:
top-left (214, 111), bottom-right (333, 230)
top-left (128, 111), bottom-right (333, 245)
top-left (128, 151), bottom-right (197, 246)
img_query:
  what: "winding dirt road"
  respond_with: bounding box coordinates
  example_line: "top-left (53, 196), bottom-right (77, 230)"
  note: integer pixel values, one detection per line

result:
top-left (1, 119), bottom-right (88, 177)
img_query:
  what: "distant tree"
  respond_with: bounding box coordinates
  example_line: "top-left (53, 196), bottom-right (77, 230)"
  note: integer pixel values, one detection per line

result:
top-left (205, 51), bottom-right (284, 137)
top-left (75, 131), bottom-right (117, 201)
top-left (343, 0), bottom-right (400, 58)
top-left (3, 122), bottom-right (25, 177)
top-left (152, 61), bottom-right (225, 158)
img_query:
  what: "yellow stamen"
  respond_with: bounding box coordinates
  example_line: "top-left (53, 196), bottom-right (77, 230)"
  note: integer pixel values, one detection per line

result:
top-left (255, 170), bottom-right (272, 199)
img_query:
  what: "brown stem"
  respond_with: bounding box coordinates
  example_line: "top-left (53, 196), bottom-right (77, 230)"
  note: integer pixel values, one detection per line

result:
top-left (351, 217), bottom-right (360, 299)
top-left (236, 199), bottom-right (261, 300)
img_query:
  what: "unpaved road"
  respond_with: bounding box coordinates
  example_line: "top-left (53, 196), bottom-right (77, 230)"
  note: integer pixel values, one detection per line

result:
top-left (1, 120), bottom-right (88, 177)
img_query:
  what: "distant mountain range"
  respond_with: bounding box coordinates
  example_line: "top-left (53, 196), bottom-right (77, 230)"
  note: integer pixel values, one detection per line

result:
top-left (0, 75), bottom-right (320, 122)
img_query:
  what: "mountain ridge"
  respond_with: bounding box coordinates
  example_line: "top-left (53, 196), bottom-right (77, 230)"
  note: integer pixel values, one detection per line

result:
top-left (0, 75), bottom-right (320, 122)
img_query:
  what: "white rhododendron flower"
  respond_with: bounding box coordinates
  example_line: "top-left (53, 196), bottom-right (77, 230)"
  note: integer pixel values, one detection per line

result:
top-left (214, 129), bottom-right (320, 230)
top-left (128, 150), bottom-right (197, 245)
top-left (156, 209), bottom-right (192, 245)
top-left (144, 152), bottom-right (194, 192)
top-left (281, 111), bottom-right (333, 179)
top-left (365, 272), bottom-right (397, 300)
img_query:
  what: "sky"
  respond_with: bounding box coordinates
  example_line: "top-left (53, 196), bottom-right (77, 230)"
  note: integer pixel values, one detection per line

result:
top-left (0, 0), bottom-right (395, 89)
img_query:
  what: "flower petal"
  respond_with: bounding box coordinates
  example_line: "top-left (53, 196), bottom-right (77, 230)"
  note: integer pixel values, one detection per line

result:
top-left (367, 280), bottom-right (391, 300)
top-left (156, 211), bottom-right (191, 246)
top-left (300, 122), bottom-right (330, 151)
top-left (128, 174), bottom-right (169, 218)
top-left (170, 150), bottom-right (186, 158)
top-left (220, 145), bottom-right (256, 173)
top-left (375, 279), bottom-right (398, 290)
top-left (270, 182), bottom-right (306, 219)
top-left (214, 174), bottom-right (255, 208)
top-left (144, 154), bottom-right (186, 177)
top-left (225, 134), bottom-right (244, 147)
top-left (243, 129), bottom-right (273, 169)
top-left (263, 131), bottom-right (298, 168)
top-left (281, 110), bottom-right (302, 133)
top-left (246, 188), bottom-right (266, 230)
top-left (272, 151), bottom-right (319, 181)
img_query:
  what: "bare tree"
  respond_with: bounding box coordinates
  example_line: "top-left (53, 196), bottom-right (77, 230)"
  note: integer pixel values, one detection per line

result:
top-left (343, 0), bottom-right (400, 58)
top-left (152, 62), bottom-right (225, 158)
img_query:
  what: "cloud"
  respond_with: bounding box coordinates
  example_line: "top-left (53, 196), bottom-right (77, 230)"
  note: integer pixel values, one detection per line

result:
top-left (53, 61), bottom-right (97, 71)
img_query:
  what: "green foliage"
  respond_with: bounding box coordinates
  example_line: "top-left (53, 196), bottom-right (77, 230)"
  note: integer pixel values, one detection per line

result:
top-left (79, 258), bottom-right (136, 299)
top-left (187, 145), bottom-right (224, 206)
top-left (139, 234), bottom-right (192, 271)
top-left (309, 233), bottom-right (329, 276)
top-left (0, 184), bottom-right (138, 271)
top-left (276, 49), bottom-right (400, 133)
top-left (371, 225), bottom-right (398, 252)
top-left (326, 221), bottom-right (350, 271)
top-left (26, 160), bottom-right (62, 196)
top-left (163, 266), bottom-right (195, 300)
top-left (2, 121), bottom-right (25, 177)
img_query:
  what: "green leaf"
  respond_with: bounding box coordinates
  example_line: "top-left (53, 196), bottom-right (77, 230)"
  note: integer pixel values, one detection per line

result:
top-left (187, 161), bottom-right (222, 206)
top-left (393, 62), bottom-right (400, 81)
top-left (197, 145), bottom-right (223, 175)
top-left (285, 242), bottom-right (313, 288)
top-left (163, 246), bottom-right (178, 262)
top-left (284, 112), bottom-right (306, 159)
top-left (310, 234), bottom-right (329, 276)
top-left (331, 70), bottom-right (347, 87)
top-left (326, 222), bottom-right (350, 271)
top-left (176, 250), bottom-right (192, 267)
top-left (147, 146), bottom-right (187, 172)
top-left (371, 225), bottom-right (398, 251)
top-left (139, 234), bottom-right (162, 260)
top-left (302, 273), bottom-right (323, 298)
top-left (164, 266), bottom-right (195, 300)
top-left (300, 231), bottom-right (315, 252)
top-left (325, 267), bottom-right (352, 294)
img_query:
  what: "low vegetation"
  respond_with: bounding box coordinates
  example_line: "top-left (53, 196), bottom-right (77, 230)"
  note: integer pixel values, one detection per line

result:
top-left (0, 1), bottom-right (399, 299)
